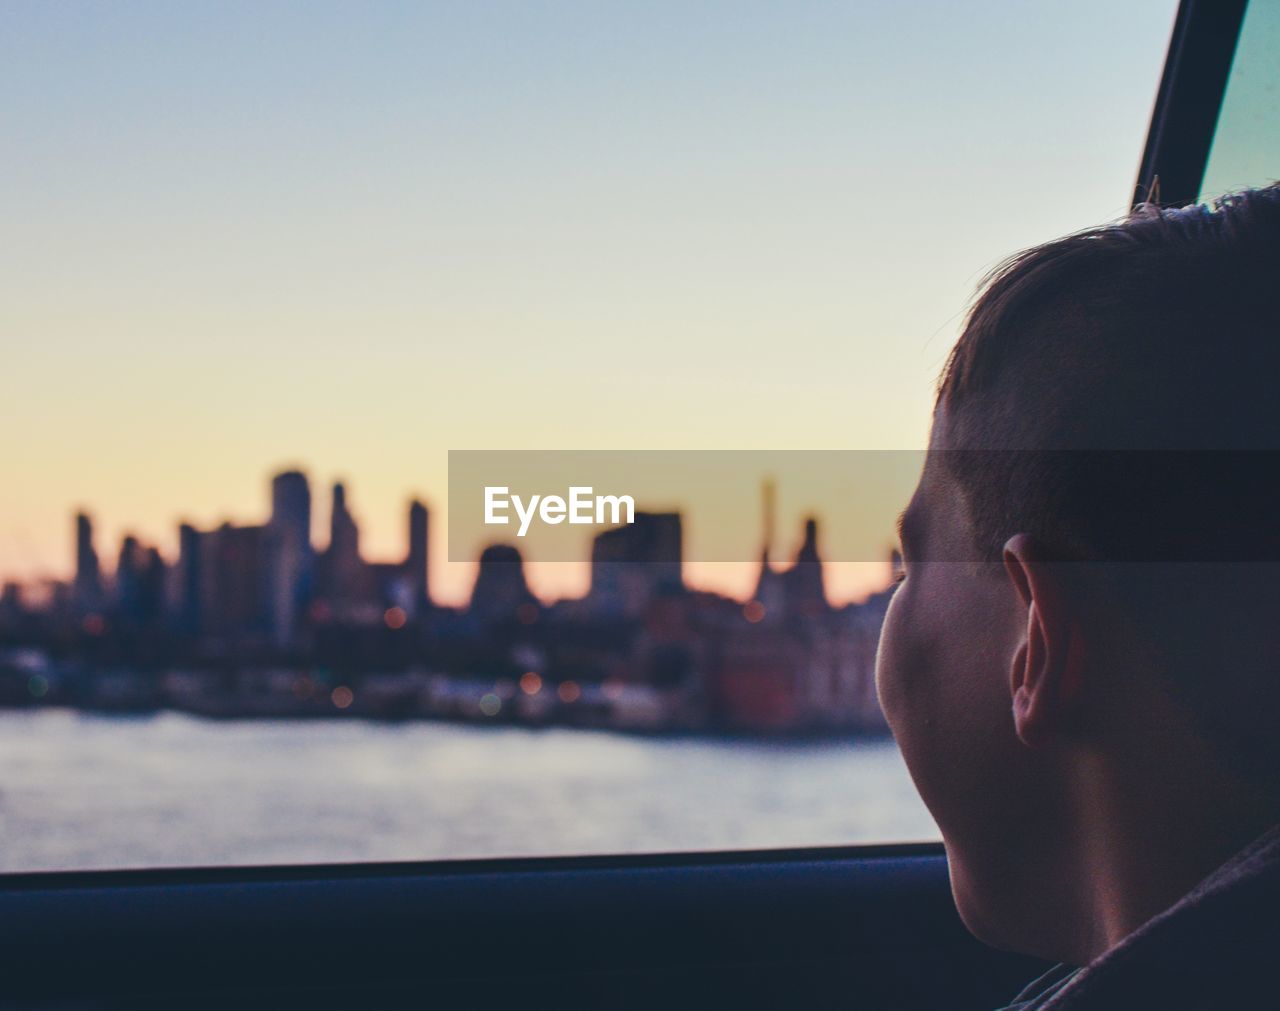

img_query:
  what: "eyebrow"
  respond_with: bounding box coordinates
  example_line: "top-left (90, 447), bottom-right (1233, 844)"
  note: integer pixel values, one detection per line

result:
top-left (896, 509), bottom-right (908, 541)
top-left (896, 505), bottom-right (920, 553)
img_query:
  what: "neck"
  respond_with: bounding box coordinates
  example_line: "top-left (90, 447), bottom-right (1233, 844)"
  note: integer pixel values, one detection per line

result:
top-left (1059, 734), bottom-right (1279, 965)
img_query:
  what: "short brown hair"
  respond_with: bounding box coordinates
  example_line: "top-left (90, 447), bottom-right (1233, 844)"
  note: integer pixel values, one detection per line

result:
top-left (938, 184), bottom-right (1280, 565)
top-left (935, 184), bottom-right (1280, 780)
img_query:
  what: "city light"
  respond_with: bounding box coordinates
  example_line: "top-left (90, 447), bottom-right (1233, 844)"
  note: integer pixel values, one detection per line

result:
top-left (557, 681), bottom-right (581, 704)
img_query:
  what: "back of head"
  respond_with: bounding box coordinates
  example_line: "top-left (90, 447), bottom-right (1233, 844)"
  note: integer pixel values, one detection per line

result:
top-left (935, 183), bottom-right (1280, 786)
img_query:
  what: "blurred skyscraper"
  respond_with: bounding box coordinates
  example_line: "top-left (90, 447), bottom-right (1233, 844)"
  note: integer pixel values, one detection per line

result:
top-left (114, 535), bottom-right (166, 629)
top-left (786, 518), bottom-right (827, 617)
top-left (469, 544), bottom-right (536, 624)
top-left (407, 499), bottom-right (429, 612)
top-left (328, 483), bottom-right (360, 583)
top-left (199, 523), bottom-right (270, 643)
top-left (754, 516), bottom-right (828, 621)
top-left (72, 512), bottom-right (103, 614)
top-left (588, 512), bottom-right (683, 618)
top-left (268, 470), bottom-right (313, 648)
top-left (173, 522), bottom-right (203, 635)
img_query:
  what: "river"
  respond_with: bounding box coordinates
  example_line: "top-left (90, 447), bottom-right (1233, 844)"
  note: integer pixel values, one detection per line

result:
top-left (0, 710), bottom-right (937, 872)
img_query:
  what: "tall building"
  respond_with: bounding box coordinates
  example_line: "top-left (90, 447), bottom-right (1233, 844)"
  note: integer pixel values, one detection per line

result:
top-left (589, 512), bottom-right (683, 618)
top-left (115, 535), bottom-right (164, 626)
top-left (406, 499), bottom-right (429, 611)
top-left (754, 514), bottom-right (828, 622)
top-left (312, 481), bottom-right (379, 622)
top-left (72, 511), bottom-right (103, 614)
top-left (785, 517), bottom-right (827, 617)
top-left (0, 582), bottom-right (21, 627)
top-left (753, 480), bottom-right (786, 617)
top-left (199, 523), bottom-right (270, 642)
top-left (268, 469), bottom-right (313, 648)
top-left (469, 544), bottom-right (536, 624)
top-left (173, 522), bottom-right (203, 635)
top-left (271, 470), bottom-right (312, 547)
top-left (324, 482), bottom-right (363, 597)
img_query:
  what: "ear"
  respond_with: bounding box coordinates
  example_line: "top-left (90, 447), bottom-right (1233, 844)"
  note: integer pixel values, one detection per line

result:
top-left (1002, 533), bottom-right (1084, 748)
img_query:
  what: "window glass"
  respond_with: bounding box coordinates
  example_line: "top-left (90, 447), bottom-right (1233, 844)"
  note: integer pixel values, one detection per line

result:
top-left (0, 1), bottom-right (1175, 871)
top-left (1202, 0), bottom-right (1280, 199)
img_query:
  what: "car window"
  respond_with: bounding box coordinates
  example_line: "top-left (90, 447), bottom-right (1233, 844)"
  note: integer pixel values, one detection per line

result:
top-left (0, 1), bottom-right (1176, 871)
top-left (1201, 0), bottom-right (1280, 198)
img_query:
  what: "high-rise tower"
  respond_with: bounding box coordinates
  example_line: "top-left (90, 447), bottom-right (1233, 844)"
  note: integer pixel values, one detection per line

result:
top-left (72, 511), bottom-right (103, 614)
top-left (406, 499), bottom-right (429, 611)
top-left (268, 469), bottom-right (313, 648)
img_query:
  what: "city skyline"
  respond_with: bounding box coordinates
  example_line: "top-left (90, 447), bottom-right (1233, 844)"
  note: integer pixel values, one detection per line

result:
top-left (11, 463), bottom-right (896, 610)
top-left (0, 2), bottom-right (1177, 605)
top-left (2, 463), bottom-right (895, 736)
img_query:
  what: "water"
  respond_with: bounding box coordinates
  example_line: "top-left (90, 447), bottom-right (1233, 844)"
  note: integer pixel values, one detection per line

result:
top-left (0, 710), bottom-right (937, 872)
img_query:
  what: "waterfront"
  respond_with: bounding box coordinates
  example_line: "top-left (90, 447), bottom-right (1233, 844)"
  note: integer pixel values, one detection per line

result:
top-left (0, 710), bottom-right (936, 873)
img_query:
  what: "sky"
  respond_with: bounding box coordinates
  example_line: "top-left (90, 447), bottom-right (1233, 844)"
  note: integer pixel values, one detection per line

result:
top-left (0, 0), bottom-right (1178, 605)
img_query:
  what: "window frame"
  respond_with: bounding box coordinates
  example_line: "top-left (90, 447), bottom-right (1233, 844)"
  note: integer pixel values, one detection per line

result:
top-left (0, 3), bottom-right (1255, 1003)
top-left (1134, 0), bottom-right (1248, 208)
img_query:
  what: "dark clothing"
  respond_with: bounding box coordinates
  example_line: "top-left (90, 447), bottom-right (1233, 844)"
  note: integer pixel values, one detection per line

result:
top-left (1000, 823), bottom-right (1280, 1009)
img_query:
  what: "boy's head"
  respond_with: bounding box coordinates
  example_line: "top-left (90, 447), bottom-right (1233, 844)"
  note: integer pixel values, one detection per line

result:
top-left (876, 185), bottom-right (1280, 961)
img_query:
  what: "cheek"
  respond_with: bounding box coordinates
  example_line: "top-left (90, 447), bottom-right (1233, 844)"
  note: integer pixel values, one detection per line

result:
top-left (874, 585), bottom-right (916, 730)
top-left (875, 574), bottom-right (951, 739)
top-left (876, 567), bottom-right (1020, 817)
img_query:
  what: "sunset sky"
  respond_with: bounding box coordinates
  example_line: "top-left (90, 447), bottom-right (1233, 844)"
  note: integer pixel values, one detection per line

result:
top-left (1, 0), bottom-right (1177, 604)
